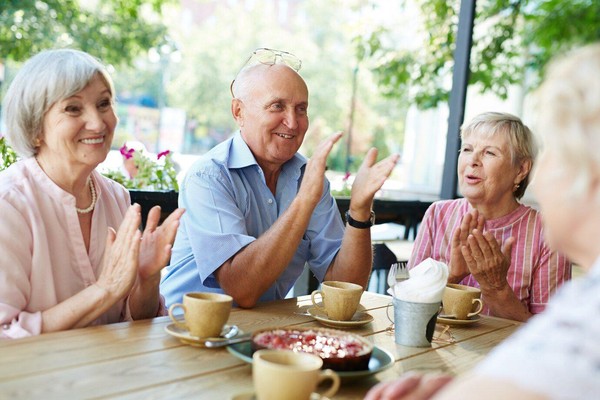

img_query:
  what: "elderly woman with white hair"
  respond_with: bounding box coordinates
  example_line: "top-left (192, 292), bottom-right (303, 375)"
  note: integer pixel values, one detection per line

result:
top-left (408, 111), bottom-right (571, 322)
top-left (366, 43), bottom-right (600, 400)
top-left (0, 49), bottom-right (184, 339)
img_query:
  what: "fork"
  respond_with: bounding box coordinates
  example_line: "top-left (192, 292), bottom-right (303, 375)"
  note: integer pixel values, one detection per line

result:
top-left (393, 261), bottom-right (409, 282)
top-left (387, 261), bottom-right (409, 288)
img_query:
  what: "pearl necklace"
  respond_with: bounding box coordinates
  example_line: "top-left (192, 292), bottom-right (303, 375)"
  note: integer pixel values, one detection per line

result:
top-left (76, 178), bottom-right (97, 214)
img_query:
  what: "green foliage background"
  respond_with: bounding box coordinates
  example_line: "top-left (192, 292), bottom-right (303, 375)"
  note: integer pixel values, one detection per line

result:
top-left (0, 0), bottom-right (170, 65)
top-left (356, 0), bottom-right (600, 109)
top-left (3, 0), bottom-right (598, 177)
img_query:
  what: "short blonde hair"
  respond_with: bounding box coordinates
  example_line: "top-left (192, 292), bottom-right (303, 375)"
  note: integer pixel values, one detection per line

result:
top-left (460, 112), bottom-right (536, 199)
top-left (2, 49), bottom-right (115, 158)
top-left (534, 44), bottom-right (600, 198)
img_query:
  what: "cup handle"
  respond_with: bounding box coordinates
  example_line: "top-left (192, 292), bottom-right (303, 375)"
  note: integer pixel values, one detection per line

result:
top-left (467, 298), bottom-right (483, 318)
top-left (317, 369), bottom-right (340, 399)
top-left (310, 290), bottom-right (326, 313)
top-left (168, 303), bottom-right (188, 330)
top-left (385, 302), bottom-right (394, 324)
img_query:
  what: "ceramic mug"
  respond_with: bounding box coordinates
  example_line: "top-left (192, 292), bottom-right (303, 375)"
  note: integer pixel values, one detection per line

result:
top-left (253, 350), bottom-right (340, 400)
top-left (168, 292), bottom-right (232, 338)
top-left (310, 281), bottom-right (363, 321)
top-left (442, 283), bottom-right (484, 320)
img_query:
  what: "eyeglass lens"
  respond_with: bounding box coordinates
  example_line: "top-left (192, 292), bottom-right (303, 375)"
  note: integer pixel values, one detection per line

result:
top-left (230, 48), bottom-right (301, 97)
top-left (252, 48), bottom-right (301, 71)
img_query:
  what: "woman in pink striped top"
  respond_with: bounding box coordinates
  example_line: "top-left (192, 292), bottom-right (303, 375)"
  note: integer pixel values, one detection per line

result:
top-left (408, 112), bottom-right (571, 322)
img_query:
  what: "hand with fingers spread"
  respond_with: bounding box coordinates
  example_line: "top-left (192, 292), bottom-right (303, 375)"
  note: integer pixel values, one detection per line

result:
top-left (298, 132), bottom-right (344, 207)
top-left (349, 148), bottom-right (400, 213)
top-left (365, 372), bottom-right (454, 400)
top-left (449, 210), bottom-right (484, 283)
top-left (461, 229), bottom-right (514, 292)
top-left (128, 205), bottom-right (185, 319)
top-left (327, 148), bottom-right (399, 287)
top-left (138, 206), bottom-right (186, 281)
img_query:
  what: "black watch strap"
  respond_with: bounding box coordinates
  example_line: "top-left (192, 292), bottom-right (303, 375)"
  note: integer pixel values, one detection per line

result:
top-left (345, 210), bottom-right (375, 229)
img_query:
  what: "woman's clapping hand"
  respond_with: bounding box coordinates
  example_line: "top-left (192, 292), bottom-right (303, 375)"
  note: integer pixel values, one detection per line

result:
top-left (95, 205), bottom-right (142, 300)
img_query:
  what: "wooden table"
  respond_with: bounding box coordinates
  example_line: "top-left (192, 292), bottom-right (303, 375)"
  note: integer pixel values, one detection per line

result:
top-left (0, 292), bottom-right (521, 399)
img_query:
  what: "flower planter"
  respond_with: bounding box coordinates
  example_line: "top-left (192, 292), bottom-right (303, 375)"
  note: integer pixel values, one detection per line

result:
top-left (129, 189), bottom-right (179, 226)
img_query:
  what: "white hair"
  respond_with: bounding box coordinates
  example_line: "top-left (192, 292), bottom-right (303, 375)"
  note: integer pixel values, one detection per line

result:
top-left (534, 44), bottom-right (600, 198)
top-left (2, 48), bottom-right (115, 158)
top-left (461, 112), bottom-right (536, 199)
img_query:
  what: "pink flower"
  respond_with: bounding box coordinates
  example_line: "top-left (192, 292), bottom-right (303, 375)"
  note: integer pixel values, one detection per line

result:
top-left (157, 150), bottom-right (171, 160)
top-left (120, 144), bottom-right (135, 159)
top-left (343, 171), bottom-right (351, 181)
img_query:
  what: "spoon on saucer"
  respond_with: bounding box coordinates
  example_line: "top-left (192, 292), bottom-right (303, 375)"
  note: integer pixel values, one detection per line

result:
top-left (204, 334), bottom-right (252, 348)
top-left (222, 325), bottom-right (239, 339)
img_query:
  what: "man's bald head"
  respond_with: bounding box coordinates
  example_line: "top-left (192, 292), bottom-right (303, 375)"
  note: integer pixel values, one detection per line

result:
top-left (232, 63), bottom-right (308, 101)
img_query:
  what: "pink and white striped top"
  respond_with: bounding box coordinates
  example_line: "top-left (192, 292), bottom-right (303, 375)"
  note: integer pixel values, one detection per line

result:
top-left (408, 198), bottom-right (571, 315)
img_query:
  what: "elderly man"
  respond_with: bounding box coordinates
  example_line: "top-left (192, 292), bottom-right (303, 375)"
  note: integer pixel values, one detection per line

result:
top-left (161, 48), bottom-right (399, 308)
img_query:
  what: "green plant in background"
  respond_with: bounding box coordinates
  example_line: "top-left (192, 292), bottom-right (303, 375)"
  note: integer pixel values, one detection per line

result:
top-left (0, 136), bottom-right (18, 171)
top-left (356, 0), bottom-right (600, 110)
top-left (330, 172), bottom-right (353, 197)
top-left (0, 0), bottom-right (171, 66)
top-left (0, 138), bottom-right (178, 191)
top-left (103, 144), bottom-right (179, 191)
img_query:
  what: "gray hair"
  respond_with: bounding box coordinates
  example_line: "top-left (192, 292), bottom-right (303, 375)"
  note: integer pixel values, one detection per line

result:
top-left (534, 44), bottom-right (600, 199)
top-left (2, 48), bottom-right (115, 158)
top-left (460, 112), bottom-right (536, 200)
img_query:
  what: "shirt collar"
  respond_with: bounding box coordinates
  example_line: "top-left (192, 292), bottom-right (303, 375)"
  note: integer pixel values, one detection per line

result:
top-left (228, 130), bottom-right (307, 173)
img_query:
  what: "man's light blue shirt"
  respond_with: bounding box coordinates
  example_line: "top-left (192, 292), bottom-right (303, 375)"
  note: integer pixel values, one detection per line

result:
top-left (160, 132), bottom-right (345, 307)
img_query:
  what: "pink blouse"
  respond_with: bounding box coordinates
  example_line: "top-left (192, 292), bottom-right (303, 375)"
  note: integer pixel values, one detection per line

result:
top-left (409, 199), bottom-right (572, 315)
top-left (0, 158), bottom-right (162, 339)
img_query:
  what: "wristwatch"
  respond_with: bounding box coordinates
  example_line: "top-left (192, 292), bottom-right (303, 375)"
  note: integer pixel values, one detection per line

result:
top-left (345, 210), bottom-right (375, 229)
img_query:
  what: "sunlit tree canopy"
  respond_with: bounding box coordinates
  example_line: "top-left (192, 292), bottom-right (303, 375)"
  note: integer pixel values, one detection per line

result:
top-left (357, 0), bottom-right (600, 109)
top-left (0, 0), bottom-right (171, 65)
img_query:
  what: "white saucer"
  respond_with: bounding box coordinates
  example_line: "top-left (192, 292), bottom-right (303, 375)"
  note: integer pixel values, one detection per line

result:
top-left (437, 315), bottom-right (481, 326)
top-left (164, 324), bottom-right (242, 347)
top-left (307, 307), bottom-right (373, 328)
top-left (231, 391), bottom-right (328, 400)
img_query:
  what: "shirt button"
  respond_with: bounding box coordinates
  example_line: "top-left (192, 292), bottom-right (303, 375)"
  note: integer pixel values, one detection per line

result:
top-left (267, 199), bottom-right (273, 204)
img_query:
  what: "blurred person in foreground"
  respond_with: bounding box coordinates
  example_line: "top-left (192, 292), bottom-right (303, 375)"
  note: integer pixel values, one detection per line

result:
top-left (160, 48), bottom-right (399, 308)
top-left (366, 43), bottom-right (600, 400)
top-left (0, 49), bottom-right (184, 339)
top-left (408, 112), bottom-right (570, 322)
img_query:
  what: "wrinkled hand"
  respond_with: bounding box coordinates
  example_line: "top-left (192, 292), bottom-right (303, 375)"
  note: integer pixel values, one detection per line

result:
top-left (461, 229), bottom-right (515, 292)
top-left (96, 205), bottom-right (142, 300)
top-left (298, 132), bottom-right (343, 207)
top-left (350, 148), bottom-right (399, 211)
top-left (138, 205), bottom-right (185, 281)
top-left (449, 210), bottom-right (484, 281)
top-left (365, 372), bottom-right (453, 400)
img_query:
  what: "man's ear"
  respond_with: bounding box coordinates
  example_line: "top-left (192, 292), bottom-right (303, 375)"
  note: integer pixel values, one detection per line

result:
top-left (231, 98), bottom-right (244, 127)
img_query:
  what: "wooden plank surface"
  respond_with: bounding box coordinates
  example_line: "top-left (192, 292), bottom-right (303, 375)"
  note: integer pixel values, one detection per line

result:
top-left (0, 292), bottom-right (521, 399)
